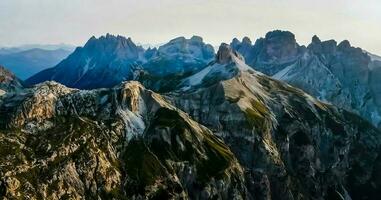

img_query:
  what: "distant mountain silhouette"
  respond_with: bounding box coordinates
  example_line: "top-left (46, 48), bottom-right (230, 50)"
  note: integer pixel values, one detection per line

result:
top-left (0, 48), bottom-right (72, 79)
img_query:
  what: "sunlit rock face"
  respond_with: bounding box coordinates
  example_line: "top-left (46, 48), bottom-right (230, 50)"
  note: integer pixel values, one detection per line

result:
top-left (0, 81), bottom-right (249, 199)
top-left (232, 30), bottom-right (381, 128)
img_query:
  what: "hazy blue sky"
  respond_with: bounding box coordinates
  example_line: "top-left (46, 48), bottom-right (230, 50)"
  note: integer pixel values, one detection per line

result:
top-left (1, 0), bottom-right (381, 54)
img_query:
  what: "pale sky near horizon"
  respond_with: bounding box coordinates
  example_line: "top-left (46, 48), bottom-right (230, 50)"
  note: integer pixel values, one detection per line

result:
top-left (1, 0), bottom-right (381, 54)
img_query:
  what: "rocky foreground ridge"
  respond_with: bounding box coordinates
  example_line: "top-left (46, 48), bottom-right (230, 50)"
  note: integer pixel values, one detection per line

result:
top-left (0, 46), bottom-right (380, 199)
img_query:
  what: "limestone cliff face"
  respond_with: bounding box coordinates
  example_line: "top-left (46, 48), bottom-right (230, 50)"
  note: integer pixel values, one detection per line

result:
top-left (168, 45), bottom-right (381, 199)
top-left (0, 81), bottom-right (248, 199)
top-left (231, 30), bottom-right (381, 129)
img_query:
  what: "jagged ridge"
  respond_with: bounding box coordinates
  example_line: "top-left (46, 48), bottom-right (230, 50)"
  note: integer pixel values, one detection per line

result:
top-left (231, 30), bottom-right (381, 128)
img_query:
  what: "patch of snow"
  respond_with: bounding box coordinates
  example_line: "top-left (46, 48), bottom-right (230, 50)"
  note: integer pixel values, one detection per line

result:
top-left (82, 58), bottom-right (92, 75)
top-left (71, 58), bottom-right (94, 86)
top-left (184, 64), bottom-right (215, 87)
top-left (180, 53), bottom-right (254, 91)
top-left (272, 64), bottom-right (294, 80)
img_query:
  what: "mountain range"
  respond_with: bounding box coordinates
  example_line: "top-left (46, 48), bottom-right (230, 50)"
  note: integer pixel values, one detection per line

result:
top-left (0, 48), bottom-right (73, 80)
top-left (1, 31), bottom-right (381, 199)
top-left (0, 43), bottom-right (75, 53)
top-left (25, 32), bottom-right (381, 129)
top-left (26, 34), bottom-right (215, 91)
top-left (2, 44), bottom-right (381, 199)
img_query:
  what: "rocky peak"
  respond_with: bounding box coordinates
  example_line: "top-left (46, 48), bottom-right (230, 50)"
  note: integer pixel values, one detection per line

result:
top-left (242, 36), bottom-right (252, 45)
top-left (307, 37), bottom-right (338, 55)
top-left (144, 47), bottom-right (158, 60)
top-left (25, 34), bottom-right (147, 90)
top-left (190, 35), bottom-right (204, 43)
top-left (337, 40), bottom-right (351, 51)
top-left (230, 37), bottom-right (252, 49)
top-left (158, 36), bottom-right (213, 56)
top-left (265, 30), bottom-right (296, 44)
top-left (308, 35), bottom-right (323, 53)
top-left (178, 43), bottom-right (250, 91)
top-left (320, 40), bottom-right (338, 55)
top-left (334, 40), bottom-right (371, 66)
top-left (167, 36), bottom-right (186, 45)
top-left (231, 38), bottom-right (240, 47)
top-left (216, 43), bottom-right (234, 64)
top-left (311, 35), bottom-right (321, 44)
top-left (216, 43), bottom-right (245, 65)
top-left (230, 37), bottom-right (256, 65)
top-left (83, 34), bottom-right (144, 58)
top-left (259, 30), bottom-right (299, 62)
top-left (144, 36), bottom-right (215, 75)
